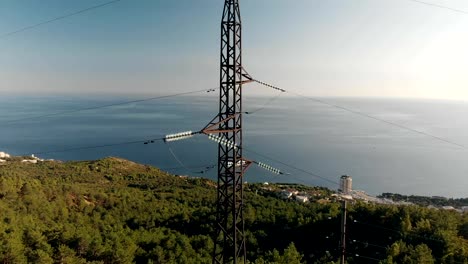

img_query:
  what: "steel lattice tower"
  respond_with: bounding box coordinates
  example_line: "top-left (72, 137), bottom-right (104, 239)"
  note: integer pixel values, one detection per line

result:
top-left (209, 0), bottom-right (249, 263)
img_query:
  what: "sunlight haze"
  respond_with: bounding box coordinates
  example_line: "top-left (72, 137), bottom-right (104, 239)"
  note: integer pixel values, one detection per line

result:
top-left (1, 0), bottom-right (468, 100)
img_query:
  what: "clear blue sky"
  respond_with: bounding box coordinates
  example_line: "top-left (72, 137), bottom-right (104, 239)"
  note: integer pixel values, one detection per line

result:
top-left (1, 0), bottom-right (468, 100)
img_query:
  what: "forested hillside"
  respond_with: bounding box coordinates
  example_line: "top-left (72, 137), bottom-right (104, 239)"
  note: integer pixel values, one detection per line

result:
top-left (0, 157), bottom-right (466, 263)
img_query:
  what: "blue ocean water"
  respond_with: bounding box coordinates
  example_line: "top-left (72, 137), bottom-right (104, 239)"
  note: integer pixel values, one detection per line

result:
top-left (1, 94), bottom-right (467, 198)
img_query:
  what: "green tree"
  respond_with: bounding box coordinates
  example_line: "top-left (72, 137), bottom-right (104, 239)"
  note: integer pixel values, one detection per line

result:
top-left (384, 241), bottom-right (434, 264)
top-left (256, 242), bottom-right (304, 264)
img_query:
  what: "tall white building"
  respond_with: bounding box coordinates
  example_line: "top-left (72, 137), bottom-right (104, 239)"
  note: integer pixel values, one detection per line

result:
top-left (340, 175), bottom-right (352, 194)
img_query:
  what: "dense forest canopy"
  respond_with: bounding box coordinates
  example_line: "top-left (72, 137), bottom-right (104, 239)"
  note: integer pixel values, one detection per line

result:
top-left (0, 157), bottom-right (466, 263)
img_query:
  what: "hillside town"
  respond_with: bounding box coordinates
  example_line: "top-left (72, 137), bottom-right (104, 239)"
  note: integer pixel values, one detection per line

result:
top-left (263, 175), bottom-right (468, 213)
top-left (0, 151), bottom-right (52, 165)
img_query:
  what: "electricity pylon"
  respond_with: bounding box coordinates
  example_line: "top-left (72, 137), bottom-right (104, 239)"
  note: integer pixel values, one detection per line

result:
top-left (205, 0), bottom-right (252, 263)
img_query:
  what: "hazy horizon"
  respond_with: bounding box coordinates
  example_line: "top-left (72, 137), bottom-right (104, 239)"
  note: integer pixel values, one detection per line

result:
top-left (3, 90), bottom-right (468, 104)
top-left (2, 0), bottom-right (468, 100)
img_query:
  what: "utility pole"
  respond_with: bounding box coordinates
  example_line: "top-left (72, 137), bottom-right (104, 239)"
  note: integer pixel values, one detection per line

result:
top-left (208, 0), bottom-right (251, 263)
top-left (340, 199), bottom-right (347, 264)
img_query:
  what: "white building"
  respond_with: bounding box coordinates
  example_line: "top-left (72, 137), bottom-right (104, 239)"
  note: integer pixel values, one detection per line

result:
top-left (340, 175), bottom-right (352, 195)
top-left (21, 159), bottom-right (38, 164)
top-left (442, 206), bottom-right (455, 211)
top-left (295, 195), bottom-right (309, 203)
top-left (0, 152), bottom-right (10, 159)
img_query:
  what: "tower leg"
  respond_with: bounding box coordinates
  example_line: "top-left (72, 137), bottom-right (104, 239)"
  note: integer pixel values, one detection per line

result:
top-left (340, 200), bottom-right (347, 264)
top-left (212, 1), bottom-right (246, 263)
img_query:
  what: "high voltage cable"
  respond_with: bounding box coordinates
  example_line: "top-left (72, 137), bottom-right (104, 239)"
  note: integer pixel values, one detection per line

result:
top-left (3, 88), bottom-right (218, 124)
top-left (16, 132), bottom-right (339, 188)
top-left (350, 252), bottom-right (381, 262)
top-left (166, 144), bottom-right (192, 175)
top-left (351, 239), bottom-right (388, 250)
top-left (351, 219), bottom-right (447, 243)
top-left (244, 91), bottom-right (283, 115)
top-left (13, 77), bottom-right (451, 188)
top-left (160, 130), bottom-right (339, 186)
top-left (243, 147), bottom-right (340, 186)
top-left (2, 86), bottom-right (274, 125)
top-left (20, 136), bottom-right (166, 157)
top-left (406, 0), bottom-right (468, 15)
top-left (1, 0), bottom-right (465, 39)
top-left (296, 93), bottom-right (467, 149)
top-left (0, 0), bottom-right (123, 40)
top-left (201, 131), bottom-right (339, 185)
top-left (165, 145), bottom-right (215, 174)
top-left (324, 236), bottom-right (385, 262)
top-left (160, 164), bottom-right (215, 171)
top-left (252, 79), bottom-right (467, 150)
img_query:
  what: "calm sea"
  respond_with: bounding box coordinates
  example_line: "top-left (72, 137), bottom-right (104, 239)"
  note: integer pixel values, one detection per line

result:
top-left (1, 94), bottom-right (467, 198)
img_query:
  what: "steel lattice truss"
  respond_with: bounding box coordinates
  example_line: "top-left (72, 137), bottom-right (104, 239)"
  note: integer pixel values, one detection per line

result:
top-left (205, 0), bottom-right (250, 263)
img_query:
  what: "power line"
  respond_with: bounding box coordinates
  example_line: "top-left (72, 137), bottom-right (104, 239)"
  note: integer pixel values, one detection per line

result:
top-left (200, 130), bottom-right (340, 186)
top-left (19, 135), bottom-right (166, 157)
top-left (406, 0), bottom-right (468, 15)
top-left (243, 147), bottom-right (340, 187)
top-left (166, 144), bottom-right (192, 175)
top-left (15, 131), bottom-right (340, 189)
top-left (160, 164), bottom-right (215, 171)
top-left (18, 133), bottom-right (216, 174)
top-left (194, 164), bottom-right (216, 174)
top-left (251, 79), bottom-right (467, 150)
top-left (164, 148), bottom-right (215, 174)
top-left (3, 88), bottom-right (217, 124)
top-left (351, 219), bottom-right (446, 243)
top-left (161, 129), bottom-right (337, 186)
top-left (351, 239), bottom-right (388, 250)
top-left (244, 91), bottom-right (283, 115)
top-left (351, 253), bottom-right (381, 262)
top-left (0, 0), bottom-right (123, 40)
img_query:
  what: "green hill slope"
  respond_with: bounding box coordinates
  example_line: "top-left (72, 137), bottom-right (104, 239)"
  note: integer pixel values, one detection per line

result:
top-left (0, 157), bottom-right (466, 263)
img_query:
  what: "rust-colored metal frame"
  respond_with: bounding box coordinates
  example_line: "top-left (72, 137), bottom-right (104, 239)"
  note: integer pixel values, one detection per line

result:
top-left (209, 0), bottom-right (251, 263)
